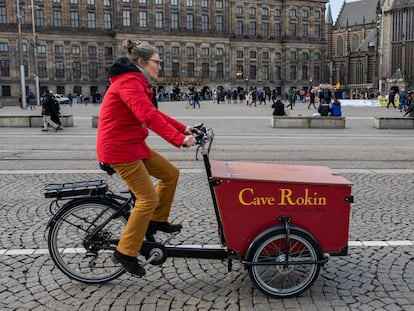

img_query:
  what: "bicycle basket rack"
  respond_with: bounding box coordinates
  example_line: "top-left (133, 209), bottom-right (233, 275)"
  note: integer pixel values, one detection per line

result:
top-left (44, 180), bottom-right (108, 199)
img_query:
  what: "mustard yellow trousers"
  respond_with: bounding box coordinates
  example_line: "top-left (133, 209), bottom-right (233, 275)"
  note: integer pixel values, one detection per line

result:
top-left (111, 149), bottom-right (179, 257)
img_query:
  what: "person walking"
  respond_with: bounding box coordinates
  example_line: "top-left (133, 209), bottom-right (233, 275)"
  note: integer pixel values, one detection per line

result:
top-left (308, 88), bottom-right (317, 109)
top-left (387, 90), bottom-right (396, 108)
top-left (41, 90), bottom-right (59, 131)
top-left (96, 39), bottom-right (196, 277)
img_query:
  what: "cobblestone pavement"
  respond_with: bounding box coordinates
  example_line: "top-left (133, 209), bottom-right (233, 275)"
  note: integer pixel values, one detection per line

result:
top-left (0, 101), bottom-right (413, 310)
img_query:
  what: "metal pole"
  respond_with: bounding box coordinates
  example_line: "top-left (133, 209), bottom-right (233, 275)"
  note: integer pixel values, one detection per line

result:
top-left (30, 0), bottom-right (40, 107)
top-left (17, 0), bottom-right (26, 109)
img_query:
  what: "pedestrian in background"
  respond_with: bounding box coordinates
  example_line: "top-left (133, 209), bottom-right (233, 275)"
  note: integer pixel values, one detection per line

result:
top-left (41, 89), bottom-right (59, 132)
top-left (330, 98), bottom-right (342, 116)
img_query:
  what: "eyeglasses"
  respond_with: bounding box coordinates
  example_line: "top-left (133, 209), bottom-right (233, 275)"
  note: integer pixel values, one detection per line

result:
top-left (148, 59), bottom-right (162, 66)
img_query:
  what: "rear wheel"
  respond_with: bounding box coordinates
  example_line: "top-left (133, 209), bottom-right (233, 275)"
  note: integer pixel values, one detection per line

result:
top-left (247, 229), bottom-right (322, 298)
top-left (48, 199), bottom-right (127, 283)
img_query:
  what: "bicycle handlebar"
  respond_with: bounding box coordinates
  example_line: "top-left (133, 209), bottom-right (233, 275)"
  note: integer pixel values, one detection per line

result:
top-left (182, 123), bottom-right (214, 151)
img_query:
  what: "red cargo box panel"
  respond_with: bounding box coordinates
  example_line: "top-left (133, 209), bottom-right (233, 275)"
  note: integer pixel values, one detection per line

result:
top-left (210, 160), bottom-right (353, 255)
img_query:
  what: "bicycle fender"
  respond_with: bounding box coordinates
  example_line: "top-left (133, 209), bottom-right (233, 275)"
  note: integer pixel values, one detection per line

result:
top-left (244, 224), bottom-right (322, 262)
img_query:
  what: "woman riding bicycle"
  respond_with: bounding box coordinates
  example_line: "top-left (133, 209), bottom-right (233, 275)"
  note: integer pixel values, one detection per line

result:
top-left (96, 39), bottom-right (196, 276)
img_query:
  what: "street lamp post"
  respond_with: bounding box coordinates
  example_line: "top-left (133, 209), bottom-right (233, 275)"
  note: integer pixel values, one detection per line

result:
top-left (245, 75), bottom-right (249, 92)
top-left (30, 0), bottom-right (40, 107)
top-left (16, 0), bottom-right (26, 109)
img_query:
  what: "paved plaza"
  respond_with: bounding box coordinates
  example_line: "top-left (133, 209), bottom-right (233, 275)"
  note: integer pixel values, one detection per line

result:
top-left (0, 100), bottom-right (413, 310)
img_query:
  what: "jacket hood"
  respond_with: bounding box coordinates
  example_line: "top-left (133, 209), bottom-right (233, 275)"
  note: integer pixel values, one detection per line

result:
top-left (107, 57), bottom-right (140, 78)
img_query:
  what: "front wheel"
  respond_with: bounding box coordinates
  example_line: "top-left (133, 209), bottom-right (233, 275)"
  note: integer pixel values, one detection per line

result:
top-left (247, 229), bottom-right (322, 298)
top-left (47, 198), bottom-right (128, 283)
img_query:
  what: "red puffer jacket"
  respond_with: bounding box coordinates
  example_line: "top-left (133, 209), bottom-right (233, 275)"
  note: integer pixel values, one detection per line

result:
top-left (96, 58), bottom-right (186, 164)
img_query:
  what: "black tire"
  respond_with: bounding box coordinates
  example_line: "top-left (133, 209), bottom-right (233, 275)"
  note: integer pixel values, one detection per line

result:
top-left (47, 198), bottom-right (127, 283)
top-left (247, 229), bottom-right (322, 298)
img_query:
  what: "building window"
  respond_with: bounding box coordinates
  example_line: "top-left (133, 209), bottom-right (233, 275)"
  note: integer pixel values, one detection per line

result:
top-left (216, 47), bottom-right (224, 56)
top-left (103, 0), bottom-right (110, 6)
top-left (171, 0), bottom-right (178, 5)
top-left (155, 0), bottom-right (162, 4)
top-left (290, 9), bottom-right (296, 17)
top-left (187, 47), bottom-right (195, 55)
top-left (70, 11), bottom-right (79, 27)
top-left (202, 63), bottom-right (209, 78)
top-left (2, 85), bottom-right (11, 97)
top-left (155, 12), bottom-right (163, 28)
top-left (89, 62), bottom-right (98, 78)
top-left (302, 66), bottom-right (308, 80)
top-left (201, 47), bottom-right (209, 56)
top-left (216, 63), bottom-right (223, 78)
top-left (172, 62), bottom-right (180, 77)
top-left (0, 7), bottom-right (7, 24)
top-left (236, 21), bottom-right (243, 36)
top-left (236, 6), bottom-right (243, 15)
top-left (290, 51), bottom-right (296, 60)
top-left (170, 12), bottom-right (178, 29)
top-left (55, 45), bottom-right (63, 54)
top-left (55, 61), bottom-right (65, 78)
top-left (88, 46), bottom-right (97, 56)
top-left (275, 66), bottom-right (281, 80)
top-left (275, 52), bottom-right (281, 60)
top-left (336, 36), bottom-right (344, 56)
top-left (123, 10), bottom-right (131, 27)
top-left (314, 10), bottom-right (320, 19)
top-left (302, 10), bottom-right (308, 18)
top-left (38, 61), bottom-right (47, 78)
top-left (249, 7), bottom-right (256, 17)
top-left (262, 7), bottom-right (269, 17)
top-left (35, 9), bottom-right (44, 27)
top-left (139, 11), bottom-right (148, 28)
top-left (72, 45), bottom-right (80, 55)
top-left (186, 14), bottom-right (193, 30)
top-left (73, 62), bottom-right (81, 79)
top-left (104, 13), bottom-right (111, 29)
top-left (87, 0), bottom-right (95, 5)
top-left (351, 34), bottom-right (360, 52)
top-left (105, 47), bottom-right (112, 56)
top-left (171, 46), bottom-right (180, 55)
top-left (273, 23), bottom-right (281, 37)
top-left (156, 45), bottom-right (164, 55)
top-left (302, 52), bottom-right (309, 60)
top-left (261, 22), bottom-right (269, 37)
top-left (302, 24), bottom-right (308, 38)
top-left (139, 0), bottom-right (146, 3)
top-left (216, 0), bottom-right (223, 9)
top-left (237, 50), bottom-right (243, 58)
top-left (289, 23), bottom-right (296, 37)
top-left (250, 51), bottom-right (256, 59)
top-left (37, 45), bottom-right (46, 54)
top-left (0, 43), bottom-right (9, 52)
top-left (53, 10), bottom-right (62, 27)
top-left (313, 52), bottom-right (320, 60)
top-left (88, 12), bottom-right (96, 28)
top-left (313, 66), bottom-right (320, 81)
top-left (201, 15), bottom-right (209, 31)
top-left (290, 65), bottom-right (296, 80)
top-left (249, 21), bottom-right (256, 37)
top-left (275, 8), bottom-right (281, 17)
top-left (216, 15), bottom-right (223, 31)
top-left (201, 0), bottom-right (208, 8)
top-left (0, 60), bottom-right (10, 77)
top-left (263, 65), bottom-right (269, 80)
top-left (313, 25), bottom-right (320, 39)
top-left (187, 62), bottom-right (194, 77)
top-left (250, 65), bottom-right (256, 80)
top-left (186, 0), bottom-right (193, 6)
top-left (263, 51), bottom-right (269, 59)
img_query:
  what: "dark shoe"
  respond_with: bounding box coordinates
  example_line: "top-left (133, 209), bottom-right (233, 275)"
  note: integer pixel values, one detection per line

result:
top-left (148, 221), bottom-right (182, 234)
top-left (112, 249), bottom-right (146, 276)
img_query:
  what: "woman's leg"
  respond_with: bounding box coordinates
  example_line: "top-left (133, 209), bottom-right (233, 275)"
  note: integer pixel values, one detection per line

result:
top-left (143, 149), bottom-right (179, 222)
top-left (112, 160), bottom-right (158, 257)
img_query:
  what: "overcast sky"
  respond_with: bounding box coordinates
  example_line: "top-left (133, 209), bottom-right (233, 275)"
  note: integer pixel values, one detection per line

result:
top-left (328, 0), bottom-right (359, 23)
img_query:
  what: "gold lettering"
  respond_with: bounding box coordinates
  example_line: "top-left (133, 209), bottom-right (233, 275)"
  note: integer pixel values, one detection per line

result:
top-left (278, 188), bottom-right (327, 206)
top-left (238, 188), bottom-right (276, 206)
top-left (239, 188), bottom-right (254, 206)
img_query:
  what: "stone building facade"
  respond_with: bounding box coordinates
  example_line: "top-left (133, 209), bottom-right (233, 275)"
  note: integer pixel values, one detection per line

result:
top-left (0, 0), bottom-right (328, 105)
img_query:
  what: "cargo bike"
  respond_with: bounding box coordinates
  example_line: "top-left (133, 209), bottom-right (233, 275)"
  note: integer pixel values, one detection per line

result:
top-left (44, 125), bottom-right (353, 298)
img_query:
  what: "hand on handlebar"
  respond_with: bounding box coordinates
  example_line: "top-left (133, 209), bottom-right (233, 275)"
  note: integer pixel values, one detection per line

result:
top-left (182, 135), bottom-right (197, 148)
top-left (184, 126), bottom-right (193, 135)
